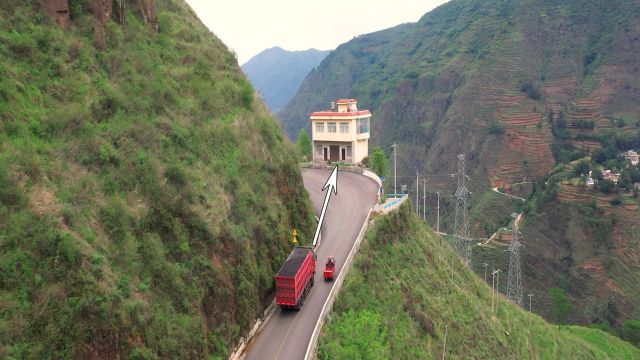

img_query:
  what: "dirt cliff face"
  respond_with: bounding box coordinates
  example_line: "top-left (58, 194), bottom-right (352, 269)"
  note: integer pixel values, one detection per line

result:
top-left (92, 0), bottom-right (113, 48)
top-left (39, 0), bottom-right (69, 29)
top-left (40, 0), bottom-right (156, 45)
top-left (136, 0), bottom-right (158, 33)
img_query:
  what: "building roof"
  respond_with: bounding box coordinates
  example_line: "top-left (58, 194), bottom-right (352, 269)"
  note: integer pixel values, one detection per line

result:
top-left (310, 110), bottom-right (371, 117)
top-left (336, 98), bottom-right (357, 103)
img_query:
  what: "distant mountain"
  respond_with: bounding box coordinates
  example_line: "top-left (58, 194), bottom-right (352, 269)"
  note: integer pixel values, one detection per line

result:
top-left (242, 47), bottom-right (330, 113)
top-left (279, 0), bottom-right (640, 335)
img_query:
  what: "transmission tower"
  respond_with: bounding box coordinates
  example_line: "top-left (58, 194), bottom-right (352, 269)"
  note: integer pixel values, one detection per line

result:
top-left (506, 221), bottom-right (523, 306)
top-left (452, 154), bottom-right (471, 266)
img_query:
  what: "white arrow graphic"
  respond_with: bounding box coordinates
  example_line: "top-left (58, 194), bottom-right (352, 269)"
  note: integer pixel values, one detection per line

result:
top-left (312, 166), bottom-right (338, 247)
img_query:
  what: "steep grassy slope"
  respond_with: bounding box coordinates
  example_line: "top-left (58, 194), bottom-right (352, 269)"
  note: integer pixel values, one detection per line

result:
top-left (242, 46), bottom-right (329, 113)
top-left (0, 1), bottom-right (314, 358)
top-left (318, 203), bottom-right (640, 359)
top-left (280, 0), bottom-right (640, 332)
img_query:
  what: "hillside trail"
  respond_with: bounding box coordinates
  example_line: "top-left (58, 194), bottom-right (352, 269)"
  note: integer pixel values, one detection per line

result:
top-left (435, 186), bottom-right (526, 246)
top-left (478, 187), bottom-right (526, 247)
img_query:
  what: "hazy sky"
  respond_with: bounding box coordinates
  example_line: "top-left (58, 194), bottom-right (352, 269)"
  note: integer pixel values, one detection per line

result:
top-left (185, 0), bottom-right (449, 65)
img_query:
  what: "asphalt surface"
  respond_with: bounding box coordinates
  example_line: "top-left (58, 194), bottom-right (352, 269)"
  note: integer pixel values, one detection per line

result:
top-left (244, 168), bottom-right (379, 360)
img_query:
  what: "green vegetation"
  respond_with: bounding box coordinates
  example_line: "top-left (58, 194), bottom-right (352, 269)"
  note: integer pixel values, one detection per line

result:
top-left (296, 128), bottom-right (312, 160)
top-left (487, 120), bottom-right (505, 135)
top-left (0, 1), bottom-right (314, 358)
top-left (370, 147), bottom-right (389, 178)
top-left (318, 204), bottom-right (640, 358)
top-left (623, 320), bottom-right (640, 347)
top-left (519, 80), bottom-right (542, 101)
top-left (573, 159), bottom-right (590, 177)
top-left (549, 288), bottom-right (572, 330)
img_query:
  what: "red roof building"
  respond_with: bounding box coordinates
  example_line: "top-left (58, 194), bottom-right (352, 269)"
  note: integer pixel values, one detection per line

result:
top-left (310, 99), bottom-right (371, 164)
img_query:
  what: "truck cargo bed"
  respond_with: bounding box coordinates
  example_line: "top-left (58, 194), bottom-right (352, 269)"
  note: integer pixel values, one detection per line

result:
top-left (275, 247), bottom-right (316, 309)
top-left (277, 247), bottom-right (310, 277)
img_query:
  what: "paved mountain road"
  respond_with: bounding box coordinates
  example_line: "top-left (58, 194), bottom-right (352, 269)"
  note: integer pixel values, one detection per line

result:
top-left (243, 168), bottom-right (378, 360)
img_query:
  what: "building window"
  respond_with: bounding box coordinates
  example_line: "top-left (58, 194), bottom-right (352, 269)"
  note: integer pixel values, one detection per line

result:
top-left (357, 118), bottom-right (369, 134)
top-left (316, 122), bottom-right (324, 133)
top-left (347, 145), bottom-right (352, 158)
top-left (328, 122), bottom-right (337, 133)
top-left (316, 145), bottom-right (323, 155)
top-left (340, 122), bottom-right (349, 133)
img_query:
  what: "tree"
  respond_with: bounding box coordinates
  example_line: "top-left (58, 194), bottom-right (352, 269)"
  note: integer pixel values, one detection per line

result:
top-left (622, 319), bottom-right (640, 347)
top-left (296, 128), bottom-right (312, 161)
top-left (573, 160), bottom-right (590, 177)
top-left (618, 170), bottom-right (632, 191)
top-left (549, 287), bottom-right (572, 330)
top-left (599, 179), bottom-right (615, 193)
top-left (370, 147), bottom-right (388, 178)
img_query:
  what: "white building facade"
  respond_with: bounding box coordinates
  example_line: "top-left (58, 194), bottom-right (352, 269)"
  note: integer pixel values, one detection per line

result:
top-left (310, 99), bottom-right (371, 164)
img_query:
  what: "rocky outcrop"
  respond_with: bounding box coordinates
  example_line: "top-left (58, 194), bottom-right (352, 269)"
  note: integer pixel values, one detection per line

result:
top-left (40, 0), bottom-right (154, 47)
top-left (94, 0), bottom-right (113, 24)
top-left (113, 0), bottom-right (126, 23)
top-left (136, 0), bottom-right (158, 33)
top-left (93, 0), bottom-right (112, 49)
top-left (39, 0), bottom-right (70, 30)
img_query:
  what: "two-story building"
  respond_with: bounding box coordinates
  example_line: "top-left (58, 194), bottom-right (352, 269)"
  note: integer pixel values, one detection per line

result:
top-left (624, 150), bottom-right (638, 166)
top-left (310, 99), bottom-right (371, 164)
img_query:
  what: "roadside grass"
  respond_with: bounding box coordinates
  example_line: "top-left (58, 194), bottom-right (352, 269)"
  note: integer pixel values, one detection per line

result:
top-left (317, 203), bottom-right (640, 359)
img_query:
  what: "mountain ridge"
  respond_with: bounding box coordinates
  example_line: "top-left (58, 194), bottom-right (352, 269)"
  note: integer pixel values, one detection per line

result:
top-left (242, 46), bottom-right (330, 113)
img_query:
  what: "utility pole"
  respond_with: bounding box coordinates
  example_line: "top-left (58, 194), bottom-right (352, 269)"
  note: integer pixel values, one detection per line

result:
top-left (491, 269), bottom-right (496, 313)
top-left (507, 222), bottom-right (523, 306)
top-left (528, 292), bottom-right (534, 327)
top-left (422, 178), bottom-right (427, 222)
top-left (453, 154), bottom-right (471, 266)
top-left (392, 143), bottom-right (397, 197)
top-left (495, 269), bottom-right (502, 313)
top-left (416, 171), bottom-right (419, 213)
top-left (442, 325), bottom-right (448, 360)
top-left (436, 191), bottom-right (440, 233)
top-left (483, 263), bottom-right (488, 283)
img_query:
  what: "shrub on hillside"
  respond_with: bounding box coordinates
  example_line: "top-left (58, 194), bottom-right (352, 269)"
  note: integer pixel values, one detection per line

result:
top-left (573, 160), bottom-right (590, 177)
top-left (487, 120), bottom-right (505, 135)
top-left (623, 319), bottom-right (640, 347)
top-left (519, 80), bottom-right (541, 101)
top-left (572, 119), bottom-right (595, 129)
top-left (598, 179), bottom-right (615, 193)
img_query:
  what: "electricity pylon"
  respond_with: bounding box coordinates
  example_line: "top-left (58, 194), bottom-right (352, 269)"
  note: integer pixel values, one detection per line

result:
top-left (452, 154), bottom-right (471, 266)
top-left (506, 221), bottom-right (523, 306)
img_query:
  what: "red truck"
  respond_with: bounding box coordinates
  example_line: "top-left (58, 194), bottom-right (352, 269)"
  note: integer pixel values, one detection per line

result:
top-left (275, 246), bottom-right (316, 310)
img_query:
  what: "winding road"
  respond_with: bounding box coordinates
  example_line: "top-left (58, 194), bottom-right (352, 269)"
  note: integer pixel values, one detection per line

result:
top-left (243, 168), bottom-right (379, 360)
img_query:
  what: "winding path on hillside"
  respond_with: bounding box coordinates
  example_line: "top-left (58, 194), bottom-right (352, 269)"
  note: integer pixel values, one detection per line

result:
top-left (243, 169), bottom-right (379, 360)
